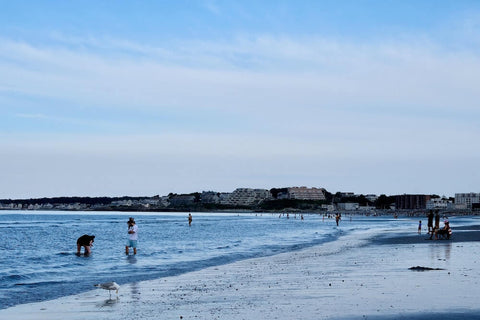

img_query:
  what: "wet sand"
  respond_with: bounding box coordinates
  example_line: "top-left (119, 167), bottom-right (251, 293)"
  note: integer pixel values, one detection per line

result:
top-left (1, 226), bottom-right (479, 320)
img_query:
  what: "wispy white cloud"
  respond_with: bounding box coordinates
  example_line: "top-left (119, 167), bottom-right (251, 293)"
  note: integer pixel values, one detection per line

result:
top-left (202, 0), bottom-right (222, 16)
top-left (15, 113), bottom-right (49, 119)
top-left (2, 32), bottom-right (480, 197)
top-left (2, 33), bottom-right (480, 136)
top-left (2, 34), bottom-right (479, 144)
top-left (2, 34), bottom-right (479, 117)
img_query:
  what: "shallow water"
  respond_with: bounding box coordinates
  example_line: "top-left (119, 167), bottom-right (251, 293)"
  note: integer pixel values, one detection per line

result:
top-left (0, 211), bottom-right (476, 309)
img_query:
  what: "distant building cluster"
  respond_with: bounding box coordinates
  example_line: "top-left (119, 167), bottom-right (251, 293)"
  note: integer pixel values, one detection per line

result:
top-left (1, 188), bottom-right (479, 212)
top-left (394, 193), bottom-right (478, 211)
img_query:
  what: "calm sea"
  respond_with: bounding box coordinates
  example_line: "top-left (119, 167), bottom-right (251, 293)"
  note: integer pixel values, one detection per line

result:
top-left (1, 211), bottom-right (473, 309)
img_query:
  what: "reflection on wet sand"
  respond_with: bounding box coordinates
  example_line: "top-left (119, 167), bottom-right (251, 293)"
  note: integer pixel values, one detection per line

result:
top-left (97, 298), bottom-right (119, 308)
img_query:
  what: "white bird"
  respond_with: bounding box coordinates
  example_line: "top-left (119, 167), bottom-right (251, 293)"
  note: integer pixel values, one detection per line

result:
top-left (94, 281), bottom-right (120, 299)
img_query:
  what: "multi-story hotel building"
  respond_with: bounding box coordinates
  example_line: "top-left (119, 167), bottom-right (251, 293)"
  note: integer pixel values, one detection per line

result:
top-left (287, 187), bottom-right (326, 201)
top-left (222, 188), bottom-right (272, 206)
top-left (395, 194), bottom-right (431, 210)
top-left (455, 193), bottom-right (480, 209)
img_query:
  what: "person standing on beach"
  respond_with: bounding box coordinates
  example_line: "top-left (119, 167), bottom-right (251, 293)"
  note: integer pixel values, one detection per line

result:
top-left (434, 210), bottom-right (440, 231)
top-left (427, 211), bottom-right (434, 234)
top-left (418, 220), bottom-right (422, 234)
top-left (126, 217), bottom-right (138, 255)
top-left (188, 213), bottom-right (193, 226)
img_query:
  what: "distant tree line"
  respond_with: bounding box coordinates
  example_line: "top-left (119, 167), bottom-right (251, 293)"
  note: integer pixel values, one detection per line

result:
top-left (0, 196), bottom-right (150, 206)
top-left (0, 191), bottom-right (417, 212)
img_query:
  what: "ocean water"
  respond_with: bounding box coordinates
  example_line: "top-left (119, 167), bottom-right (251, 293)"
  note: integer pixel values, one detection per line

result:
top-left (0, 211), bottom-right (475, 310)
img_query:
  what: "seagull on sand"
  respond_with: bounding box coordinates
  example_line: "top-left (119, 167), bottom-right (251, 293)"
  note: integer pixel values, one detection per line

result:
top-left (94, 281), bottom-right (120, 299)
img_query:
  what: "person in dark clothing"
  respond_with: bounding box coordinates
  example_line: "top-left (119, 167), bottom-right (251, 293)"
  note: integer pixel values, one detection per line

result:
top-left (76, 234), bottom-right (95, 256)
top-left (429, 210), bottom-right (441, 240)
top-left (427, 210), bottom-right (434, 234)
top-left (434, 210), bottom-right (440, 230)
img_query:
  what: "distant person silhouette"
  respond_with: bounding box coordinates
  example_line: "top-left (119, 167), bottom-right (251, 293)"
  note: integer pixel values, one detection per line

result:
top-left (427, 210), bottom-right (434, 234)
top-left (434, 210), bottom-right (440, 230)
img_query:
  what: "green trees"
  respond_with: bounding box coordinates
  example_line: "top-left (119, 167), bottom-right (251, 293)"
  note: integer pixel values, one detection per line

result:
top-left (374, 194), bottom-right (395, 209)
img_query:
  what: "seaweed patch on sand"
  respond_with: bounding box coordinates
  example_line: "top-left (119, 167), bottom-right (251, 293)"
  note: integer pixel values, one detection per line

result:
top-left (409, 266), bottom-right (445, 271)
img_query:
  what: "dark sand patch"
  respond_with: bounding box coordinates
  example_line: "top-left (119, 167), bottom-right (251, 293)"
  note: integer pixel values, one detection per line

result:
top-left (372, 229), bottom-right (480, 245)
top-left (336, 310), bottom-right (480, 320)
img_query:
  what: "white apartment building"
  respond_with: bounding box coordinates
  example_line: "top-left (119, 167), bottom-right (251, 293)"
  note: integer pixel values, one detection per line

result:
top-left (455, 193), bottom-right (480, 209)
top-left (426, 198), bottom-right (453, 210)
top-left (287, 187), bottom-right (326, 201)
top-left (222, 188), bottom-right (272, 206)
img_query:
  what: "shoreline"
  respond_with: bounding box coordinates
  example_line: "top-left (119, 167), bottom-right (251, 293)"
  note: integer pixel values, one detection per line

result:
top-left (1, 208), bottom-right (479, 216)
top-left (0, 207), bottom-right (480, 217)
top-left (1, 225), bottom-right (479, 320)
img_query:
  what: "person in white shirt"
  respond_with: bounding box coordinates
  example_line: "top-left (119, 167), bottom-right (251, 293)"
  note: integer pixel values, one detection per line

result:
top-left (125, 217), bottom-right (138, 255)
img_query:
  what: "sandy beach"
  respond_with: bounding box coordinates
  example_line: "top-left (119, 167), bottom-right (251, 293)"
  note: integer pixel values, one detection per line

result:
top-left (1, 224), bottom-right (479, 320)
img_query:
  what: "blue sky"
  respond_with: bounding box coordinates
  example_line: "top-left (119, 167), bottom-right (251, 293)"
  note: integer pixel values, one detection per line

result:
top-left (1, 1), bottom-right (480, 198)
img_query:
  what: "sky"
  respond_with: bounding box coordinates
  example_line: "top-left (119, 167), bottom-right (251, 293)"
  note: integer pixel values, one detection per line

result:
top-left (1, 0), bottom-right (480, 199)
